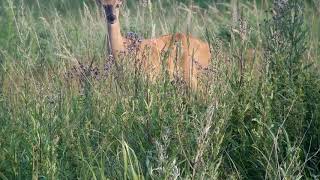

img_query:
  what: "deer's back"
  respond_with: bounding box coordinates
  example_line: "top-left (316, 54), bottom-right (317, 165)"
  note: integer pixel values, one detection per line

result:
top-left (136, 33), bottom-right (211, 88)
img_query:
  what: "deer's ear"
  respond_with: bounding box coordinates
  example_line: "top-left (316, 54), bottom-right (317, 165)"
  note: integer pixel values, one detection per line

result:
top-left (118, 0), bottom-right (124, 5)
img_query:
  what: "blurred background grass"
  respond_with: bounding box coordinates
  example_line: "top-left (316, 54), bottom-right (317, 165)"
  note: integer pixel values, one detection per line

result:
top-left (0, 0), bottom-right (319, 179)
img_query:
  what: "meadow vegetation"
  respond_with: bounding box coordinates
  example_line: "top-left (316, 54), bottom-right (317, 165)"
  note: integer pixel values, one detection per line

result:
top-left (0, 0), bottom-right (319, 179)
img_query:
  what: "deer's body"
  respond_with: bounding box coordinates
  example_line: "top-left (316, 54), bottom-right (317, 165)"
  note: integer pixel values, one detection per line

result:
top-left (101, 0), bottom-right (211, 88)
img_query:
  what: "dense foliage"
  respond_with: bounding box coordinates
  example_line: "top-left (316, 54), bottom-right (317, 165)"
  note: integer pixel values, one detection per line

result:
top-left (0, 0), bottom-right (319, 179)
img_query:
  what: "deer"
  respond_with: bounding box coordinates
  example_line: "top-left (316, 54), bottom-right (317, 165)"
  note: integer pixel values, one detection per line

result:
top-left (98, 0), bottom-right (211, 89)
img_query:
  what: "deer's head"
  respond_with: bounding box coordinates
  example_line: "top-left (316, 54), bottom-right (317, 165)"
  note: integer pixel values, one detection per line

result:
top-left (98, 0), bottom-right (124, 24)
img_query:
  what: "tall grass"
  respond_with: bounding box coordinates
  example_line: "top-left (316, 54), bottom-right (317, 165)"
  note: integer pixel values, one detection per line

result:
top-left (0, 0), bottom-right (319, 179)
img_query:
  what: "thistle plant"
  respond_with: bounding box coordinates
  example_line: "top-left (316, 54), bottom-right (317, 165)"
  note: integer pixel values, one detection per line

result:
top-left (263, 0), bottom-right (307, 139)
top-left (260, 0), bottom-right (320, 178)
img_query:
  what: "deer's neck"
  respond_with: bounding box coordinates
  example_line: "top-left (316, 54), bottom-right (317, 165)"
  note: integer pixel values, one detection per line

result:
top-left (107, 21), bottom-right (125, 56)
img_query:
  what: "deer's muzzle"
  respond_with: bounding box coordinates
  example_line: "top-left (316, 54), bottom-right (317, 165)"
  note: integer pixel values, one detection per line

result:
top-left (103, 5), bottom-right (116, 24)
top-left (107, 14), bottom-right (116, 23)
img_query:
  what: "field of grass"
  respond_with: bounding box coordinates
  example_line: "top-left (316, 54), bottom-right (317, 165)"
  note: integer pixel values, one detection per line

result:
top-left (0, 0), bottom-right (319, 179)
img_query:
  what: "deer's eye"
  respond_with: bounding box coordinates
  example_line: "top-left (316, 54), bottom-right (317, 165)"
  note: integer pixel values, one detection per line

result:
top-left (115, 4), bottom-right (120, 8)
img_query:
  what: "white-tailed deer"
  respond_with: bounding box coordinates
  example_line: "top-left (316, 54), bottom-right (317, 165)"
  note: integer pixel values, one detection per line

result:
top-left (98, 0), bottom-right (211, 89)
